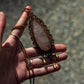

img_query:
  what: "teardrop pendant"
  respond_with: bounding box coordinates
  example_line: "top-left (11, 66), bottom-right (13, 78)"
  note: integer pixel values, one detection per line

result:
top-left (28, 10), bottom-right (59, 64)
top-left (33, 20), bottom-right (51, 51)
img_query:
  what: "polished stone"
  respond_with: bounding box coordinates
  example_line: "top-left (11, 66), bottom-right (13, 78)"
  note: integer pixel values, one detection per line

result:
top-left (33, 20), bottom-right (51, 51)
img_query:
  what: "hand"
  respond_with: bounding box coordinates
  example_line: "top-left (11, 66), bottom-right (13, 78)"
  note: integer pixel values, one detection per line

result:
top-left (0, 6), bottom-right (67, 84)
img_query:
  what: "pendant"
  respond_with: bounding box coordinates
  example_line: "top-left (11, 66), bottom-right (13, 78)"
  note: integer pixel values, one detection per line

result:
top-left (27, 9), bottom-right (59, 66)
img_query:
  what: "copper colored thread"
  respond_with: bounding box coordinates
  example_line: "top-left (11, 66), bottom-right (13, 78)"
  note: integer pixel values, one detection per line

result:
top-left (12, 25), bottom-right (34, 84)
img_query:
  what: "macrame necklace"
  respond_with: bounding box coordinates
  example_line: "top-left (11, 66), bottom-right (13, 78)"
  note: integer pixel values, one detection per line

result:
top-left (25, 8), bottom-right (59, 66)
top-left (12, 8), bottom-right (59, 84)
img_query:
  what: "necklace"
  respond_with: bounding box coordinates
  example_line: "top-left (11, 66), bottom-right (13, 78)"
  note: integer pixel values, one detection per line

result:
top-left (27, 8), bottom-right (59, 64)
top-left (12, 7), bottom-right (59, 84)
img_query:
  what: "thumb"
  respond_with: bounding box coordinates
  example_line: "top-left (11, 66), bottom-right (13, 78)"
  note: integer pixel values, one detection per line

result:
top-left (0, 12), bottom-right (6, 44)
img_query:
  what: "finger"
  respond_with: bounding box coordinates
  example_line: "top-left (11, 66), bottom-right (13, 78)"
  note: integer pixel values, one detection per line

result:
top-left (25, 44), bottom-right (67, 58)
top-left (11, 6), bottom-right (31, 38)
top-left (27, 64), bottom-right (60, 78)
top-left (30, 53), bottom-right (67, 68)
top-left (0, 12), bottom-right (6, 43)
top-left (4, 6), bottom-right (31, 46)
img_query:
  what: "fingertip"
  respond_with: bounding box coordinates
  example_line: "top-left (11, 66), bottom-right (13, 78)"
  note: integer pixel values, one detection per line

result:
top-left (55, 44), bottom-right (67, 48)
top-left (0, 12), bottom-right (6, 26)
top-left (20, 6), bottom-right (31, 20)
top-left (26, 6), bottom-right (31, 11)
top-left (0, 12), bottom-right (5, 16)
top-left (64, 53), bottom-right (68, 59)
top-left (55, 44), bottom-right (67, 52)
top-left (63, 53), bottom-right (68, 60)
top-left (0, 12), bottom-right (6, 21)
top-left (62, 44), bottom-right (67, 50)
top-left (57, 52), bottom-right (68, 62)
top-left (56, 64), bottom-right (61, 71)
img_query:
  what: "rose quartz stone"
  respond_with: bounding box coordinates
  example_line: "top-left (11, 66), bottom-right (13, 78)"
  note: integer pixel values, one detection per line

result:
top-left (33, 20), bottom-right (51, 51)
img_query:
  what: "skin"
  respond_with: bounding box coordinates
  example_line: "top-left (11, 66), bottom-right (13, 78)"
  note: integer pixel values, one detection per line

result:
top-left (0, 6), bottom-right (67, 84)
